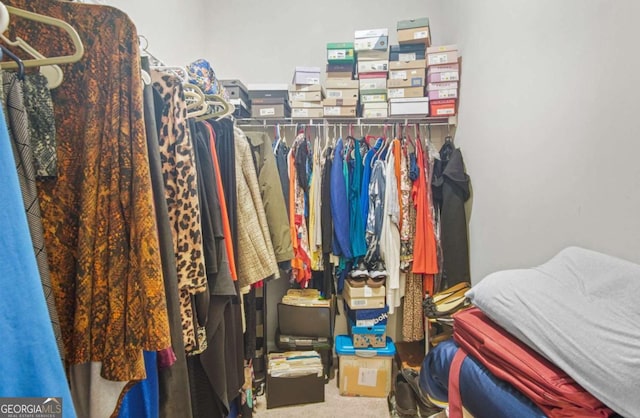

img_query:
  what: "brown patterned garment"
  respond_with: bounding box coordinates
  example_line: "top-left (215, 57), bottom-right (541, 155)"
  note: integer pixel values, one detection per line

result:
top-left (4, 0), bottom-right (171, 381)
top-left (400, 145), bottom-right (416, 270)
top-left (402, 272), bottom-right (425, 342)
top-left (151, 70), bottom-right (208, 354)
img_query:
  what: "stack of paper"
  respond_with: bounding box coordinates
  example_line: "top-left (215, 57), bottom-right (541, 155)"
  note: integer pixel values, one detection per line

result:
top-left (281, 289), bottom-right (331, 307)
top-left (268, 351), bottom-right (324, 378)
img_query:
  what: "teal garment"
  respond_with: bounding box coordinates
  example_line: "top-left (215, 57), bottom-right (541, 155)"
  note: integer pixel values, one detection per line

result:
top-left (0, 105), bottom-right (77, 418)
top-left (349, 139), bottom-right (367, 258)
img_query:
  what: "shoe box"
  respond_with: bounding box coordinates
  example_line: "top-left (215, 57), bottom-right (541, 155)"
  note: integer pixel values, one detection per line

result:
top-left (336, 335), bottom-right (396, 398)
top-left (344, 280), bottom-right (386, 310)
top-left (344, 303), bottom-right (388, 348)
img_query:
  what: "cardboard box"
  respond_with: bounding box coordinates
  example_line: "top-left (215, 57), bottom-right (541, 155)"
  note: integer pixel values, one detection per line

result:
top-left (323, 98), bottom-right (358, 107)
top-left (389, 97), bottom-right (430, 116)
top-left (251, 97), bottom-right (288, 105)
top-left (290, 101), bottom-right (322, 108)
top-left (289, 90), bottom-right (323, 101)
top-left (427, 67), bottom-right (459, 83)
top-left (398, 27), bottom-right (431, 45)
top-left (427, 88), bottom-right (458, 100)
top-left (430, 99), bottom-right (456, 116)
top-left (355, 28), bottom-right (389, 38)
top-left (389, 59), bottom-right (427, 70)
top-left (427, 50), bottom-right (458, 66)
top-left (221, 79), bottom-right (249, 104)
top-left (323, 106), bottom-right (357, 117)
top-left (359, 78), bottom-right (387, 91)
top-left (354, 36), bottom-right (389, 52)
top-left (344, 282), bottom-right (385, 310)
top-left (345, 304), bottom-right (389, 327)
top-left (357, 60), bottom-right (389, 73)
top-left (427, 81), bottom-right (459, 92)
top-left (427, 44), bottom-right (458, 54)
top-left (266, 372), bottom-right (325, 409)
top-left (291, 108), bottom-right (324, 119)
top-left (345, 283), bottom-right (386, 298)
top-left (397, 17), bottom-right (430, 30)
top-left (325, 89), bottom-right (359, 100)
top-left (387, 77), bottom-right (425, 88)
top-left (387, 87), bottom-right (425, 99)
top-left (293, 66), bottom-right (321, 85)
top-left (327, 42), bottom-right (355, 63)
top-left (356, 50), bottom-right (389, 61)
top-left (336, 335), bottom-right (396, 398)
top-left (327, 63), bottom-right (355, 73)
top-left (389, 50), bottom-right (425, 61)
top-left (362, 107), bottom-right (388, 118)
top-left (252, 103), bottom-right (290, 118)
top-left (324, 79), bottom-right (359, 89)
top-left (327, 72), bottom-right (354, 79)
top-left (348, 319), bottom-right (387, 348)
top-left (248, 83), bottom-right (289, 100)
top-left (360, 92), bottom-right (387, 103)
top-left (290, 84), bottom-right (322, 92)
top-left (389, 68), bottom-right (425, 82)
top-left (357, 71), bottom-right (388, 80)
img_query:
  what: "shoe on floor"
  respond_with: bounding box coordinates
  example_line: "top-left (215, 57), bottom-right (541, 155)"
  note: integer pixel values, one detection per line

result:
top-left (400, 368), bottom-right (443, 416)
top-left (394, 372), bottom-right (417, 417)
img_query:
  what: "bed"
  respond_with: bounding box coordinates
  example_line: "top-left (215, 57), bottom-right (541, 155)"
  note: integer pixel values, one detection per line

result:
top-left (420, 247), bottom-right (639, 418)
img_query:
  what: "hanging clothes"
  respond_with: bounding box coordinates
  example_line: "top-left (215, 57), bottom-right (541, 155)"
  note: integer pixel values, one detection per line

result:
top-left (365, 159), bottom-right (386, 264)
top-left (233, 128), bottom-right (279, 287)
top-left (141, 59), bottom-right (193, 418)
top-left (289, 134), bottom-right (312, 285)
top-left (380, 141), bottom-right (402, 313)
top-left (152, 69), bottom-right (208, 354)
top-left (243, 130), bottom-right (293, 265)
top-left (0, 102), bottom-right (77, 418)
top-left (412, 136), bottom-right (440, 277)
top-left (22, 73), bottom-right (57, 178)
top-left (308, 137), bottom-right (323, 271)
top-left (5, 0), bottom-right (172, 383)
top-left (400, 143), bottom-right (416, 268)
top-left (273, 138), bottom-right (290, 218)
top-left (2, 72), bottom-right (64, 361)
top-left (432, 142), bottom-right (471, 287)
top-left (360, 138), bottom-right (382, 231)
top-left (330, 138), bottom-right (352, 259)
top-left (349, 138), bottom-right (368, 259)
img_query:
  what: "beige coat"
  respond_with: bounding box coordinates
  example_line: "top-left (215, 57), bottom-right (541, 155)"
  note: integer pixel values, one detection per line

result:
top-left (234, 128), bottom-right (279, 287)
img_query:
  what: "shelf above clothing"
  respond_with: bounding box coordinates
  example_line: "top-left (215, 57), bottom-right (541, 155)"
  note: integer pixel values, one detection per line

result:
top-left (235, 115), bottom-right (456, 128)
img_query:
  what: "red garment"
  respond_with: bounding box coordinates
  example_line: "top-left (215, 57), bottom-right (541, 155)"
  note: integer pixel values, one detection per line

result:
top-left (412, 138), bottom-right (438, 275)
top-left (203, 122), bottom-right (237, 281)
top-left (452, 308), bottom-right (614, 418)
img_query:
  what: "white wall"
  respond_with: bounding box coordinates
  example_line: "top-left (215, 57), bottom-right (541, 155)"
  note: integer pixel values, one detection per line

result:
top-left (205, 0), bottom-right (446, 83)
top-left (440, 0), bottom-right (640, 280)
top-left (107, 0), bottom-right (210, 65)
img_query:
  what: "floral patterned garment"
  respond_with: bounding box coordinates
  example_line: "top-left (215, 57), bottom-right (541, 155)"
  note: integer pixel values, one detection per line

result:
top-left (400, 145), bottom-right (415, 269)
top-left (5, 0), bottom-right (171, 381)
top-left (152, 70), bottom-right (208, 354)
top-left (22, 73), bottom-right (57, 178)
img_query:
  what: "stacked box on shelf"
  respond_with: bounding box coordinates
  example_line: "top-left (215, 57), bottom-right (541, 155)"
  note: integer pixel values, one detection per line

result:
top-left (248, 83), bottom-right (290, 118)
top-left (355, 28), bottom-right (389, 118)
top-left (290, 66), bottom-right (324, 118)
top-left (426, 44), bottom-right (460, 117)
top-left (221, 79), bottom-right (251, 118)
top-left (388, 17), bottom-right (431, 116)
top-left (345, 300), bottom-right (389, 349)
top-left (323, 42), bottom-right (357, 118)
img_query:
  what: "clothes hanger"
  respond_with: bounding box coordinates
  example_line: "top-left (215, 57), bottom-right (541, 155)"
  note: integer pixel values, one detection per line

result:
top-left (0, 6), bottom-right (84, 70)
top-left (0, 2), bottom-right (9, 34)
top-left (0, 44), bottom-right (24, 80)
top-left (183, 82), bottom-right (206, 109)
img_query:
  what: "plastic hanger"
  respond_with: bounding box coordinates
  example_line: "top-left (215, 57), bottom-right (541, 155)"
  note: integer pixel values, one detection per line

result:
top-left (0, 44), bottom-right (23, 79)
top-left (0, 6), bottom-right (84, 70)
top-left (0, 3), bottom-right (9, 34)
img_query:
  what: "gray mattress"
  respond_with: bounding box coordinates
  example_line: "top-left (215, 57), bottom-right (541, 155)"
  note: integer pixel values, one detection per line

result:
top-left (467, 247), bottom-right (640, 418)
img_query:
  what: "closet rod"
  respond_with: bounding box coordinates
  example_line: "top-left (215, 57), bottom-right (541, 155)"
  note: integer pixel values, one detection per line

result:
top-left (236, 122), bottom-right (451, 128)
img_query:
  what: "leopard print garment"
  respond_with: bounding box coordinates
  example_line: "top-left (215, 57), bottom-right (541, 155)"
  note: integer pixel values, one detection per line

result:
top-left (151, 70), bottom-right (208, 354)
top-left (4, 0), bottom-right (171, 381)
